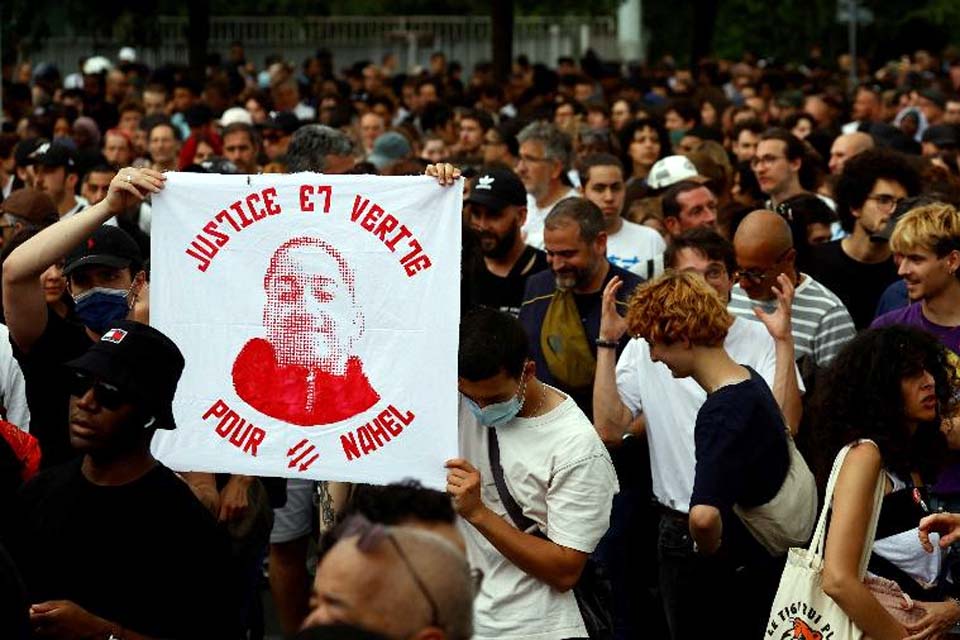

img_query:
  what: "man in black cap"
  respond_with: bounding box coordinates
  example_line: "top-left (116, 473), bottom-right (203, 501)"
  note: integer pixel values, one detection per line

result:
top-left (463, 167), bottom-right (547, 316)
top-left (12, 138), bottom-right (47, 192)
top-left (30, 141), bottom-right (88, 219)
top-left (7, 320), bottom-right (239, 639)
top-left (921, 124), bottom-right (958, 157)
top-left (918, 87), bottom-right (947, 126)
top-left (260, 111), bottom-right (301, 162)
top-left (3, 167), bottom-right (162, 467)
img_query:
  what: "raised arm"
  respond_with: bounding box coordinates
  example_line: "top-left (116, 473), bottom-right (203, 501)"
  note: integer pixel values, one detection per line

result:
top-left (3, 168), bottom-right (164, 352)
top-left (752, 273), bottom-right (802, 434)
top-left (593, 276), bottom-right (637, 445)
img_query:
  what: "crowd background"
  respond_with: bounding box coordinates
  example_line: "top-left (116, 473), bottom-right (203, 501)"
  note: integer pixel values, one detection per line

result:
top-left (7, 10), bottom-right (960, 640)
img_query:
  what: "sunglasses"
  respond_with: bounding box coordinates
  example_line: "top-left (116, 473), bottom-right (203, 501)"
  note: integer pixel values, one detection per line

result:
top-left (336, 514), bottom-right (440, 627)
top-left (69, 371), bottom-right (131, 410)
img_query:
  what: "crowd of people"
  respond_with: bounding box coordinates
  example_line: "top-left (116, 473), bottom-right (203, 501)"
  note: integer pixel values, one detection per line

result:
top-left (6, 38), bottom-right (960, 640)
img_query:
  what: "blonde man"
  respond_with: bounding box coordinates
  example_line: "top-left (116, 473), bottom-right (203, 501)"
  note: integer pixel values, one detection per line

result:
top-left (626, 270), bottom-right (791, 639)
top-left (872, 203), bottom-right (960, 353)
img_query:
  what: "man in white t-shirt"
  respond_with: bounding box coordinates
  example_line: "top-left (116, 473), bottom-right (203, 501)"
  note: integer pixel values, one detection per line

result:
top-left (592, 227), bottom-right (802, 640)
top-left (579, 152), bottom-right (666, 280)
top-left (448, 307), bottom-right (617, 640)
top-left (516, 122), bottom-right (579, 250)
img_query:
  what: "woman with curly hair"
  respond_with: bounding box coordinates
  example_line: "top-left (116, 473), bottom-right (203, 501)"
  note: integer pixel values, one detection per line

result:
top-left (814, 325), bottom-right (960, 639)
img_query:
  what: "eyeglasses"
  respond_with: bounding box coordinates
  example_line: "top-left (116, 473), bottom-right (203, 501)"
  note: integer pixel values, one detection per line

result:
top-left (336, 514), bottom-right (440, 628)
top-left (735, 249), bottom-right (791, 284)
top-left (517, 154), bottom-right (552, 165)
top-left (68, 371), bottom-right (131, 410)
top-left (865, 194), bottom-right (903, 211)
top-left (750, 154), bottom-right (786, 169)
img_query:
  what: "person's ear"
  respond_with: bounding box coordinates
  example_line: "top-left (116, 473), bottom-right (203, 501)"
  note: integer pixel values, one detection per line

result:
top-left (663, 216), bottom-right (680, 237)
top-left (947, 249), bottom-right (960, 276)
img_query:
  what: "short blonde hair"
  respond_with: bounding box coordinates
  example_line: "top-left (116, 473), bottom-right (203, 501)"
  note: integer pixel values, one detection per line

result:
top-left (891, 203), bottom-right (960, 257)
top-left (625, 270), bottom-right (733, 347)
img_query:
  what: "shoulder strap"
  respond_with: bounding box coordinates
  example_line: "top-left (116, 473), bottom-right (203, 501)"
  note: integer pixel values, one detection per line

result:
top-left (487, 428), bottom-right (539, 534)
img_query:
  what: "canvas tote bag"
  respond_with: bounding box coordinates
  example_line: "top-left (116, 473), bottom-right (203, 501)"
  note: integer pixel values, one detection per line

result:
top-left (764, 440), bottom-right (885, 640)
top-left (733, 427), bottom-right (818, 555)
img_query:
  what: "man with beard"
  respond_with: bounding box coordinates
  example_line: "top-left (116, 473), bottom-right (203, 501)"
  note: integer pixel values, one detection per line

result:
top-left (519, 198), bottom-right (641, 418)
top-left (464, 168), bottom-right (547, 316)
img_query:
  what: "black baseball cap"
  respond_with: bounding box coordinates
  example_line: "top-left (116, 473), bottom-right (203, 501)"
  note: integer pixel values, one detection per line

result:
top-left (29, 140), bottom-right (78, 170)
top-left (65, 321), bottom-right (185, 430)
top-left (63, 226), bottom-right (143, 277)
top-left (465, 168), bottom-right (527, 212)
top-left (14, 137), bottom-right (48, 167)
top-left (259, 111), bottom-right (301, 135)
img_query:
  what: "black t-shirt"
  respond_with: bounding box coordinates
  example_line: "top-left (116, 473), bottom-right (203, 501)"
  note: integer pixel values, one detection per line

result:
top-left (691, 367), bottom-right (789, 513)
top-left (467, 245), bottom-right (548, 317)
top-left (10, 459), bottom-right (239, 639)
top-left (11, 308), bottom-right (93, 469)
top-left (809, 240), bottom-right (899, 331)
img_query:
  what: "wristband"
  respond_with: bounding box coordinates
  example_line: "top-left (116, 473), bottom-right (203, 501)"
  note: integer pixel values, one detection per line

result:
top-left (595, 338), bottom-right (619, 349)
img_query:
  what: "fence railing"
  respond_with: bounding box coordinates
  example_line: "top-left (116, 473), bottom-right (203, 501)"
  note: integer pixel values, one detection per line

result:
top-left (26, 15), bottom-right (620, 76)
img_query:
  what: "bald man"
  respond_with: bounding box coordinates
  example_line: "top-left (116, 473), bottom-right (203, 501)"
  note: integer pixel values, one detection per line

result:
top-left (728, 210), bottom-right (856, 371)
top-left (304, 522), bottom-right (473, 640)
top-left (828, 132), bottom-right (874, 175)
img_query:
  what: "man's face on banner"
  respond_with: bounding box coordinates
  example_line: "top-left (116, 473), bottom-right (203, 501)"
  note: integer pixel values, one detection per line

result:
top-left (263, 240), bottom-right (362, 375)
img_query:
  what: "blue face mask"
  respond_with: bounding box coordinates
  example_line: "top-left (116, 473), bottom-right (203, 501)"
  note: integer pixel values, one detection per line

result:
top-left (73, 287), bottom-right (129, 335)
top-left (464, 374), bottom-right (527, 428)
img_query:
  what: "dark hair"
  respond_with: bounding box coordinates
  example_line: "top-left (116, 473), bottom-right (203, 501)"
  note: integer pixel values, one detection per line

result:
top-left (544, 198), bottom-right (606, 242)
top-left (617, 117), bottom-right (670, 177)
top-left (732, 118), bottom-right (765, 142)
top-left (782, 112), bottom-right (816, 133)
top-left (460, 109), bottom-right (494, 132)
top-left (578, 152), bottom-right (624, 186)
top-left (420, 103), bottom-right (454, 135)
top-left (146, 119), bottom-right (181, 141)
top-left (666, 98), bottom-right (700, 127)
top-left (811, 325), bottom-right (952, 485)
top-left (734, 159), bottom-right (765, 203)
top-left (84, 164), bottom-right (117, 181)
top-left (221, 122), bottom-right (259, 147)
top-left (662, 180), bottom-right (708, 220)
top-left (492, 121), bottom-right (520, 157)
top-left (664, 227), bottom-right (736, 277)
top-left (759, 127), bottom-right (805, 161)
top-left (775, 193), bottom-right (837, 272)
top-left (458, 307), bottom-right (529, 380)
top-left (834, 148), bottom-right (922, 232)
top-left (341, 480), bottom-right (455, 527)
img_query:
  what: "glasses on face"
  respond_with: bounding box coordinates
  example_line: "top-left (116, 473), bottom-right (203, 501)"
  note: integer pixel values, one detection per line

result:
top-left (337, 514), bottom-right (440, 628)
top-left (865, 194), bottom-right (903, 211)
top-left (68, 371), bottom-right (131, 410)
top-left (750, 154), bottom-right (786, 169)
top-left (517, 154), bottom-right (552, 166)
top-left (735, 249), bottom-right (791, 284)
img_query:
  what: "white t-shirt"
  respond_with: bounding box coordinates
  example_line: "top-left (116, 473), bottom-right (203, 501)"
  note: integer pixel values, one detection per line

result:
top-left (522, 189), bottom-right (580, 250)
top-left (0, 323), bottom-right (29, 432)
top-left (606, 220), bottom-right (666, 279)
top-left (458, 392), bottom-right (618, 640)
top-left (614, 317), bottom-right (803, 511)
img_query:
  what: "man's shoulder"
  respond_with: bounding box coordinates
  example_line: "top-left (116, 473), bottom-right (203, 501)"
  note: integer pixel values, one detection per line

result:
top-left (798, 275), bottom-right (851, 311)
top-left (725, 316), bottom-right (774, 356)
top-left (609, 263), bottom-right (643, 292)
top-left (18, 458), bottom-right (83, 503)
top-left (872, 302), bottom-right (918, 328)
top-left (521, 270), bottom-right (556, 304)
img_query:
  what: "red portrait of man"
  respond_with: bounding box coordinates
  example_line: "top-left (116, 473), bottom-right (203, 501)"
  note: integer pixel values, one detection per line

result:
top-left (232, 236), bottom-right (380, 426)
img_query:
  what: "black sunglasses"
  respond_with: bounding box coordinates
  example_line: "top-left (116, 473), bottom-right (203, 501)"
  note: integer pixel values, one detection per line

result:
top-left (336, 514), bottom-right (441, 628)
top-left (69, 371), bottom-right (131, 410)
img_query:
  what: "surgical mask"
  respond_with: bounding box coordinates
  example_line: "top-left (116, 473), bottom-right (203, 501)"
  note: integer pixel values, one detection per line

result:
top-left (464, 374), bottom-right (526, 428)
top-left (73, 287), bottom-right (129, 334)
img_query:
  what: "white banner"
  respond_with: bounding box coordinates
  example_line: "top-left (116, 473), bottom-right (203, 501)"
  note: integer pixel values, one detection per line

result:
top-left (150, 172), bottom-right (461, 489)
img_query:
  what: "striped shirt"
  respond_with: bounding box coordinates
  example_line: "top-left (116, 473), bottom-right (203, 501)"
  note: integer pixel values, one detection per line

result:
top-left (728, 274), bottom-right (856, 368)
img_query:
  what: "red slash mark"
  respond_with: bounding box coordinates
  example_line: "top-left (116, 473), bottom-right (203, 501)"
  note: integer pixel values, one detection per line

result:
top-left (287, 439), bottom-right (319, 471)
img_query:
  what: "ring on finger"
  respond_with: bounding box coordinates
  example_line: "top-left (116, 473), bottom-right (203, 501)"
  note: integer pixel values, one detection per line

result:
top-left (124, 174), bottom-right (133, 183)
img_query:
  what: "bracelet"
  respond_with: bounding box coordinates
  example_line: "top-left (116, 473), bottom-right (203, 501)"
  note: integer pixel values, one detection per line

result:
top-left (595, 338), bottom-right (619, 349)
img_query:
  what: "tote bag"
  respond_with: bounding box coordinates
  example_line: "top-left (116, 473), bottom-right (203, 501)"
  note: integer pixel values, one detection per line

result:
top-left (733, 428), bottom-right (818, 555)
top-left (764, 440), bottom-right (885, 640)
